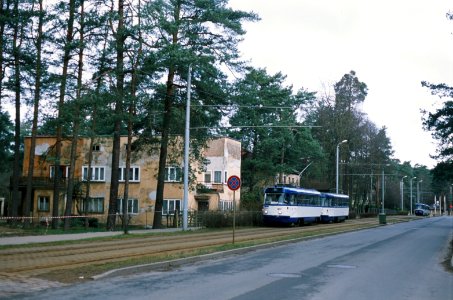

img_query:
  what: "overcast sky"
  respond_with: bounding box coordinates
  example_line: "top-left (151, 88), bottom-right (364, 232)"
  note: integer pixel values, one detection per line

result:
top-left (228, 0), bottom-right (453, 168)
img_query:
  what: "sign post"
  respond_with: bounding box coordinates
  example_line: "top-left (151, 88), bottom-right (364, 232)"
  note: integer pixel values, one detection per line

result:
top-left (227, 175), bottom-right (241, 244)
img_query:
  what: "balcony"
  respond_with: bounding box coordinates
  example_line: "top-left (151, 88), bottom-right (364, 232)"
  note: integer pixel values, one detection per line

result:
top-left (196, 183), bottom-right (224, 194)
top-left (13, 176), bottom-right (67, 189)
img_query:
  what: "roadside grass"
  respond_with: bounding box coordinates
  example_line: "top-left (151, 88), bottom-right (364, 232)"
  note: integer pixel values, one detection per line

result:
top-left (36, 223), bottom-right (383, 284)
top-left (0, 227), bottom-right (218, 250)
top-left (442, 238), bottom-right (453, 273)
top-left (0, 222), bottom-right (144, 237)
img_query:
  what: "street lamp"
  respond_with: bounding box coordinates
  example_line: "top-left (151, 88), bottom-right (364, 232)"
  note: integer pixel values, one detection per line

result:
top-left (381, 168), bottom-right (385, 214)
top-left (400, 176), bottom-right (407, 211)
top-left (417, 179), bottom-right (423, 204)
top-left (410, 177), bottom-right (416, 215)
top-left (379, 164), bottom-right (390, 224)
top-left (449, 184), bottom-right (453, 216)
top-left (336, 140), bottom-right (348, 194)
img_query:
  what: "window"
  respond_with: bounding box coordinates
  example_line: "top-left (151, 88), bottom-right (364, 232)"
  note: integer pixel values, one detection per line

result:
top-left (82, 166), bottom-right (105, 182)
top-left (124, 143), bottom-right (137, 151)
top-left (214, 171), bottom-right (222, 184)
top-left (119, 166), bottom-right (140, 182)
top-left (83, 197), bottom-right (104, 213)
top-left (92, 144), bottom-right (100, 152)
top-left (117, 198), bottom-right (139, 214)
top-left (220, 200), bottom-right (233, 211)
top-left (38, 196), bottom-right (50, 212)
top-left (163, 199), bottom-right (181, 215)
top-left (204, 171), bottom-right (212, 184)
top-left (165, 166), bottom-right (182, 182)
top-left (50, 166), bottom-right (70, 178)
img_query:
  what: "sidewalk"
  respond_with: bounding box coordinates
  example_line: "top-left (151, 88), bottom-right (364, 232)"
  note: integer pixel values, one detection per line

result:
top-left (0, 228), bottom-right (185, 246)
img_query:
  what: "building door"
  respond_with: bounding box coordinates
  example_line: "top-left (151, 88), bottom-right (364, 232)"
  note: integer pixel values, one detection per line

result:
top-left (198, 200), bottom-right (209, 211)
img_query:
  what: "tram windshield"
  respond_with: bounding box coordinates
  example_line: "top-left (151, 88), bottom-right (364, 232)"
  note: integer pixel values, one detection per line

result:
top-left (264, 193), bottom-right (285, 204)
top-left (415, 203), bottom-right (430, 210)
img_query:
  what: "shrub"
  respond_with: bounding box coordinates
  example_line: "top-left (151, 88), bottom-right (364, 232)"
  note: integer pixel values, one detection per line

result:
top-left (197, 210), bottom-right (263, 228)
top-left (88, 218), bottom-right (99, 228)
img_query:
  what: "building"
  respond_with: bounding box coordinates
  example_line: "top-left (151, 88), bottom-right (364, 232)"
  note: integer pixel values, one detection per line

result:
top-left (18, 136), bottom-right (241, 226)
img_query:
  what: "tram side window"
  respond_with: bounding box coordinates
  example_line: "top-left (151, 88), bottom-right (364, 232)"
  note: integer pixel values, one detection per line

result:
top-left (310, 196), bottom-right (320, 206)
top-left (302, 196), bottom-right (310, 206)
top-left (295, 194), bottom-right (303, 206)
top-left (287, 194), bottom-right (295, 205)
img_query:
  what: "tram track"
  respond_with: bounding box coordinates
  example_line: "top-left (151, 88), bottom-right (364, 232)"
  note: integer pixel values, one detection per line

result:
top-left (0, 216), bottom-right (416, 280)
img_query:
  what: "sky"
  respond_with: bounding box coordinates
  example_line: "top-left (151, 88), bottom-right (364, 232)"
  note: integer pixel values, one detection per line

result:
top-left (228, 0), bottom-right (453, 168)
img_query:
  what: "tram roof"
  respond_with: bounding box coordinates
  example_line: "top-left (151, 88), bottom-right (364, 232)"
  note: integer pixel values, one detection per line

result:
top-left (323, 193), bottom-right (350, 199)
top-left (265, 186), bottom-right (321, 195)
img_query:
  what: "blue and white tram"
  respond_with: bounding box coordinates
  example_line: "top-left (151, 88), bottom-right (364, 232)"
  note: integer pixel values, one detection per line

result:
top-left (262, 186), bottom-right (350, 226)
top-left (414, 203), bottom-right (431, 216)
top-left (320, 193), bottom-right (350, 223)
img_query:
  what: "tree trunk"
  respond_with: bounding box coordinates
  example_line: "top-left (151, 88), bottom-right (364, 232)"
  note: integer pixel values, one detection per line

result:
top-left (82, 14), bottom-right (110, 228)
top-left (24, 0), bottom-right (44, 228)
top-left (153, 69), bottom-right (176, 229)
top-left (64, 0), bottom-right (85, 230)
top-left (0, 0), bottom-right (9, 110)
top-left (107, 0), bottom-right (125, 230)
top-left (153, 1), bottom-right (182, 229)
top-left (10, 0), bottom-right (21, 222)
top-left (52, 0), bottom-right (76, 229)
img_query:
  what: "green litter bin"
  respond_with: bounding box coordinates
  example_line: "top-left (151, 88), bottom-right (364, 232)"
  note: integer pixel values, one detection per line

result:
top-left (379, 213), bottom-right (387, 224)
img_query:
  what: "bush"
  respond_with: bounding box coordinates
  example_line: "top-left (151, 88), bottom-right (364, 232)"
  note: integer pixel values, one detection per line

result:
top-left (69, 216), bottom-right (99, 228)
top-left (88, 218), bottom-right (99, 228)
top-left (359, 212), bottom-right (378, 218)
top-left (197, 210), bottom-right (263, 228)
top-left (69, 216), bottom-right (86, 227)
top-left (240, 190), bottom-right (263, 211)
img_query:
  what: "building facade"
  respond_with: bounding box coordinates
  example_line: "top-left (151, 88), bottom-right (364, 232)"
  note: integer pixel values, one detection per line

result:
top-left (18, 136), bottom-right (241, 227)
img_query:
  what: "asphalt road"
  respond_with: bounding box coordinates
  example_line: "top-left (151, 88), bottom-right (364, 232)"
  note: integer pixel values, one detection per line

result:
top-left (11, 217), bottom-right (453, 300)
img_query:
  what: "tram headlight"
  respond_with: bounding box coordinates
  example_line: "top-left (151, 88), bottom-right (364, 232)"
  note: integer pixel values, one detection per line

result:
top-left (263, 209), bottom-right (268, 214)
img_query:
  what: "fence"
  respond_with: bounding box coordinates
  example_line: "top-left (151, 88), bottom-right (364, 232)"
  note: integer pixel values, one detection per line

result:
top-left (0, 210), bottom-right (264, 230)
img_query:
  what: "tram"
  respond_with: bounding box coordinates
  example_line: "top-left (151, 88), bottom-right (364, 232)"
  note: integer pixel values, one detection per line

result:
top-left (262, 186), bottom-right (350, 226)
top-left (414, 203), bottom-right (431, 216)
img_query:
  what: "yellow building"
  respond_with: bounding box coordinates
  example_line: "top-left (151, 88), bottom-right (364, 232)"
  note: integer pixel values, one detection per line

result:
top-left (19, 136), bottom-right (241, 227)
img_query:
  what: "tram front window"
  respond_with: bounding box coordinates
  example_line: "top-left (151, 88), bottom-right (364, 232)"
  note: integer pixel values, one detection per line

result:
top-left (264, 193), bottom-right (284, 204)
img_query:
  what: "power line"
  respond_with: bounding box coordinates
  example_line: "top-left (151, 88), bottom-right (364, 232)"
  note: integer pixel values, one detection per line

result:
top-left (190, 125), bottom-right (321, 129)
top-left (191, 104), bottom-right (314, 109)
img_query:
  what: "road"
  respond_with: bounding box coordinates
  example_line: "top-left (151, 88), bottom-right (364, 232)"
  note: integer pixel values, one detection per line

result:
top-left (10, 216), bottom-right (452, 300)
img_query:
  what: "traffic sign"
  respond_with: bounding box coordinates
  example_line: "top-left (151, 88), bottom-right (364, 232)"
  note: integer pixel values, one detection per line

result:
top-left (227, 175), bottom-right (241, 191)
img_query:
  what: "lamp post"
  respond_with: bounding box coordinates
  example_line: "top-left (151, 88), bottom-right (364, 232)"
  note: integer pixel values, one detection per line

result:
top-left (400, 176), bottom-right (407, 211)
top-left (379, 165), bottom-right (389, 224)
top-left (336, 140), bottom-right (348, 194)
top-left (449, 184), bottom-right (453, 216)
top-left (410, 177), bottom-right (416, 215)
top-left (381, 168), bottom-right (385, 214)
top-left (417, 179), bottom-right (423, 204)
